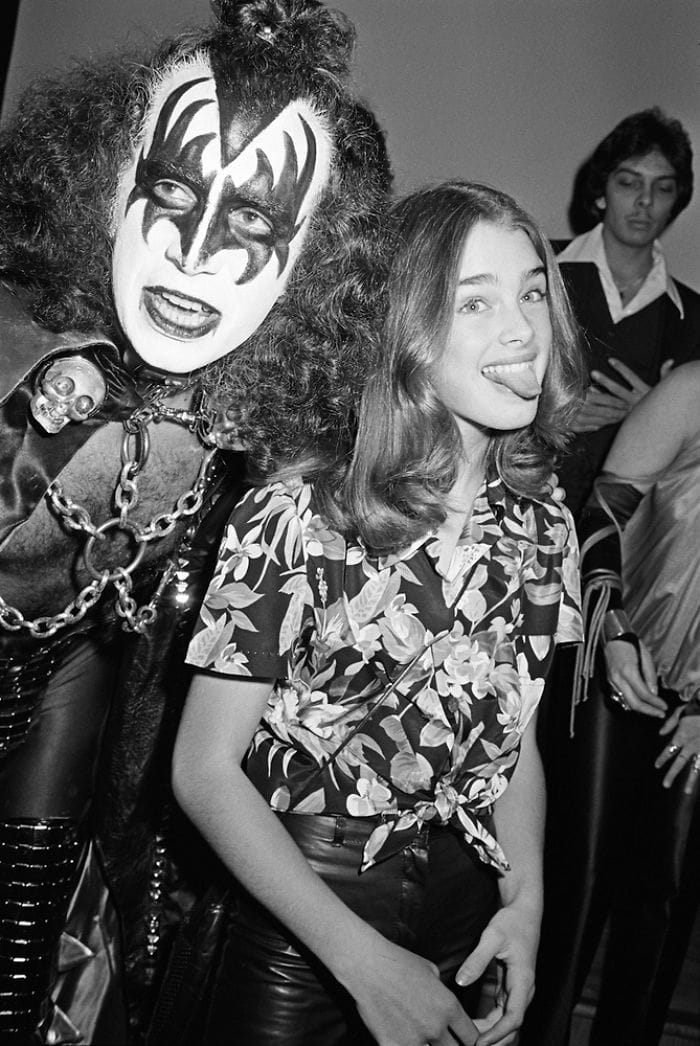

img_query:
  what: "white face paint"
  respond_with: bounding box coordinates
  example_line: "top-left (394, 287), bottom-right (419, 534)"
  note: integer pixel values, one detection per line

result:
top-left (111, 57), bottom-right (333, 373)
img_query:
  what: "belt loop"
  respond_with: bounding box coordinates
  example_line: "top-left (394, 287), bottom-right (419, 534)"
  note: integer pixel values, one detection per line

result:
top-left (331, 816), bottom-right (346, 847)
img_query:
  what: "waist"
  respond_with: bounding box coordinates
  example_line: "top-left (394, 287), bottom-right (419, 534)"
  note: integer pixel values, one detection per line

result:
top-left (276, 810), bottom-right (443, 848)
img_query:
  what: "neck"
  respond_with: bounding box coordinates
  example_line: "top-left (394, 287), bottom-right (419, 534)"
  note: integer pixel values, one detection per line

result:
top-left (451, 446), bottom-right (487, 510)
top-left (601, 226), bottom-right (654, 283)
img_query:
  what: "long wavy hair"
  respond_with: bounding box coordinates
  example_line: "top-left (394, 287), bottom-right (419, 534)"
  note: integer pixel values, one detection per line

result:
top-left (338, 181), bottom-right (586, 555)
top-left (0, 0), bottom-right (392, 479)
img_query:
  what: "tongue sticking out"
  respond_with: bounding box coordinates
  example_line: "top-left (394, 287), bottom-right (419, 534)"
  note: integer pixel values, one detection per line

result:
top-left (484, 363), bottom-right (541, 400)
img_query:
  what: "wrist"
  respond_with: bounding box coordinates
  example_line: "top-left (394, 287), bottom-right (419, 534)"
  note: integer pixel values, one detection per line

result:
top-left (602, 609), bottom-right (638, 648)
top-left (498, 879), bottom-right (543, 918)
top-left (325, 922), bottom-right (388, 990)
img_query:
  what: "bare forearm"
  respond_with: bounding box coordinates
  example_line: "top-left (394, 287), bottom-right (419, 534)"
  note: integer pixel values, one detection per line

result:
top-left (491, 725), bottom-right (545, 917)
top-left (172, 750), bottom-right (382, 986)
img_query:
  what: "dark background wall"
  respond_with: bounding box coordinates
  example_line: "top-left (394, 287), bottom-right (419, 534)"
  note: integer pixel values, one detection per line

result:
top-left (3, 0), bottom-right (699, 286)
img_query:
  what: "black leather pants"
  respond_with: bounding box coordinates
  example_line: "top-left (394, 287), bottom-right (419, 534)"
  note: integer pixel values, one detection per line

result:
top-left (521, 648), bottom-right (700, 1046)
top-left (0, 634), bottom-right (118, 1040)
top-left (204, 812), bottom-right (498, 1046)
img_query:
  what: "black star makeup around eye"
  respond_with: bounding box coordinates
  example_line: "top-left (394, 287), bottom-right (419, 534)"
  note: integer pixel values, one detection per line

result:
top-left (111, 55), bottom-right (333, 374)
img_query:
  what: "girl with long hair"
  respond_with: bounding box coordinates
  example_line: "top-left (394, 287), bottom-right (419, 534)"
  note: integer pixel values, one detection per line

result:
top-left (173, 181), bottom-right (585, 1046)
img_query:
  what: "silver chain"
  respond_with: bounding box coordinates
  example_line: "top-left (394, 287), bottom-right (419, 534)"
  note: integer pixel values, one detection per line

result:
top-left (1, 399), bottom-right (217, 637)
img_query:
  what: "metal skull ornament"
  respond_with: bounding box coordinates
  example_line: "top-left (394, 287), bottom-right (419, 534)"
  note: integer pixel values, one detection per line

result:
top-left (30, 356), bottom-right (107, 434)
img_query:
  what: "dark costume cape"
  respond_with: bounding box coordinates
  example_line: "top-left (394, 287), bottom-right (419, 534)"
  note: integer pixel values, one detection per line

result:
top-left (0, 282), bottom-right (121, 548)
top-left (0, 282), bottom-right (246, 1042)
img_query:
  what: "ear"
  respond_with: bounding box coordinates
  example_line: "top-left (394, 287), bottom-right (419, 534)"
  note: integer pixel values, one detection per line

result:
top-left (595, 196), bottom-right (606, 211)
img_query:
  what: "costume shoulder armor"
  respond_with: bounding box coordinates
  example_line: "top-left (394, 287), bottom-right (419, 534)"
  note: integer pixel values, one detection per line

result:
top-left (0, 282), bottom-right (119, 406)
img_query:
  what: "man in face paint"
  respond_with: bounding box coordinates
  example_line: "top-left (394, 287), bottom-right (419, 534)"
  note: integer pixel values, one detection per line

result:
top-left (112, 55), bottom-right (333, 374)
top-left (0, 2), bottom-right (390, 1040)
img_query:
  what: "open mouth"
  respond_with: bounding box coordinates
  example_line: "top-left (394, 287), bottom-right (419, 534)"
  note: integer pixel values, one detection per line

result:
top-left (142, 287), bottom-right (220, 340)
top-left (482, 360), bottom-right (541, 400)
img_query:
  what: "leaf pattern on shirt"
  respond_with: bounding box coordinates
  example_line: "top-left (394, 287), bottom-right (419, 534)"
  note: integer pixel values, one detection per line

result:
top-left (187, 474), bottom-right (582, 872)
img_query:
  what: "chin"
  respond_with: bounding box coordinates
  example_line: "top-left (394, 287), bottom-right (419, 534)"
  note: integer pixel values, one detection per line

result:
top-left (496, 405), bottom-right (538, 431)
top-left (130, 326), bottom-right (218, 376)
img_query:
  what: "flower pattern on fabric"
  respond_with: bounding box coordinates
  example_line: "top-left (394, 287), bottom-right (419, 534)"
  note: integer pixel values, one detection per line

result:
top-left (187, 475), bottom-right (582, 873)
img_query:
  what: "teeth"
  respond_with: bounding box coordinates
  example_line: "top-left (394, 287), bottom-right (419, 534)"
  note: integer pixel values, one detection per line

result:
top-left (149, 292), bottom-right (217, 332)
top-left (159, 290), bottom-right (211, 314)
top-left (482, 361), bottom-right (531, 375)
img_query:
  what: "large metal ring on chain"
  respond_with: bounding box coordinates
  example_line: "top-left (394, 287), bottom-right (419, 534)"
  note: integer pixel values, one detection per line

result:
top-left (83, 518), bottom-right (146, 581)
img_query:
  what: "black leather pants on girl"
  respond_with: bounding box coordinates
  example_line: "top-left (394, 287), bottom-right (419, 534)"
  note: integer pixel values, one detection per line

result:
top-left (0, 632), bottom-right (117, 1042)
top-left (203, 812), bottom-right (498, 1046)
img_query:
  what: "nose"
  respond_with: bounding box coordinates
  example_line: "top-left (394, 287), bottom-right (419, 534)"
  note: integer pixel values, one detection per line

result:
top-left (635, 180), bottom-right (653, 208)
top-left (165, 236), bottom-right (219, 276)
top-left (499, 301), bottom-right (534, 346)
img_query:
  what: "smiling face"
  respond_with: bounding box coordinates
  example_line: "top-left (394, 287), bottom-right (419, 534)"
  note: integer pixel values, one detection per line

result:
top-left (111, 56), bottom-right (333, 373)
top-left (433, 221), bottom-right (552, 455)
top-left (598, 149), bottom-right (678, 250)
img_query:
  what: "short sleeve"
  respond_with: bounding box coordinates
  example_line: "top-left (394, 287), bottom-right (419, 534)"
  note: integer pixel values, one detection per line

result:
top-left (185, 481), bottom-right (313, 678)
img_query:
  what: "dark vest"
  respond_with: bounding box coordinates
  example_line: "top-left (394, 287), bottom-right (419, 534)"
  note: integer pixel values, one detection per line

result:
top-left (557, 260), bottom-right (700, 517)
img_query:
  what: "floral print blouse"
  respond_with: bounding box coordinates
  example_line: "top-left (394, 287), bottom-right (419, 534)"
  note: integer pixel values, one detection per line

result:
top-left (186, 474), bottom-right (582, 873)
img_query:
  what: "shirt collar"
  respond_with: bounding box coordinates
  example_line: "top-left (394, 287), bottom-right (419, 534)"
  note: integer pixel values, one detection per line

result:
top-left (557, 223), bottom-right (684, 322)
top-left (376, 470), bottom-right (509, 573)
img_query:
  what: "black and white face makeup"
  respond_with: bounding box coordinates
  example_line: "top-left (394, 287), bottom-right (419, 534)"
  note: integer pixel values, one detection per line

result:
top-left (111, 56), bottom-right (333, 373)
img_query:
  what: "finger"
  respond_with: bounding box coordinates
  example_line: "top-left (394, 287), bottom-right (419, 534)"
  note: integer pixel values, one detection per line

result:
top-left (456, 953), bottom-right (490, 987)
top-left (474, 1007), bottom-right (521, 1046)
top-left (445, 1012), bottom-right (480, 1046)
top-left (586, 387), bottom-right (628, 407)
top-left (475, 970), bottom-right (530, 1046)
top-left (659, 706), bottom-right (683, 735)
top-left (638, 646), bottom-right (659, 695)
top-left (608, 681), bottom-right (664, 717)
top-left (684, 756), bottom-right (700, 795)
top-left (590, 370), bottom-right (635, 399)
top-left (585, 402), bottom-right (629, 423)
top-left (576, 406), bottom-right (627, 429)
top-left (473, 1007), bottom-right (502, 1034)
top-left (606, 357), bottom-right (649, 391)
top-left (655, 740), bottom-right (683, 768)
top-left (660, 751), bottom-right (691, 788)
top-left (627, 682), bottom-right (667, 716)
top-left (456, 939), bottom-right (498, 987)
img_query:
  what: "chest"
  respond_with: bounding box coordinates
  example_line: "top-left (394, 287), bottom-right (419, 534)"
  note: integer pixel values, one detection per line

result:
top-left (0, 418), bottom-right (207, 617)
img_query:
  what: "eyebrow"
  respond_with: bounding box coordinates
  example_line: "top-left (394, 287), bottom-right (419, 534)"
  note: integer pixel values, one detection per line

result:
top-left (457, 265), bottom-right (546, 287)
top-left (614, 165), bottom-right (677, 180)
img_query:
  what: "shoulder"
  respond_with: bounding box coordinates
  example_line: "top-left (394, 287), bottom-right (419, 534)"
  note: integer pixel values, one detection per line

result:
top-left (643, 360), bottom-right (700, 410)
top-left (555, 260), bottom-right (602, 306)
top-left (505, 489), bottom-right (579, 566)
top-left (501, 486), bottom-right (578, 557)
top-left (671, 276), bottom-right (700, 306)
top-left (227, 479), bottom-right (350, 569)
top-left (672, 278), bottom-right (700, 328)
top-left (0, 282), bottom-right (118, 406)
top-left (643, 361), bottom-right (700, 431)
top-left (225, 479), bottom-right (312, 554)
top-left (530, 493), bottom-right (578, 551)
top-left (604, 363), bottom-right (700, 476)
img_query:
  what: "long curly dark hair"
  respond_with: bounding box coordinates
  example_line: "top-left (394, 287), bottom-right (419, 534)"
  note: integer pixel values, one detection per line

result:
top-left (0, 0), bottom-right (392, 483)
top-left (340, 182), bottom-right (586, 555)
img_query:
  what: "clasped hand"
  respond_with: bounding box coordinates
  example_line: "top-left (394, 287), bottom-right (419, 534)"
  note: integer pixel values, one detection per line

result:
top-left (605, 638), bottom-right (700, 794)
top-left (349, 903), bottom-right (536, 1046)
